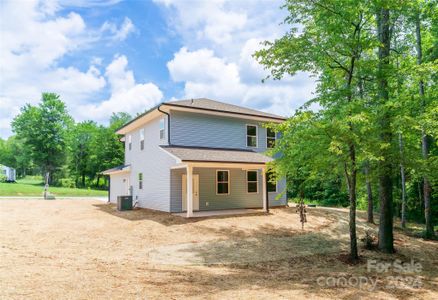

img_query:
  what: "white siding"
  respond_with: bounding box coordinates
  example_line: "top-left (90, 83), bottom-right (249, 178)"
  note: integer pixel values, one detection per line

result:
top-left (109, 173), bottom-right (129, 203)
top-left (124, 115), bottom-right (176, 212)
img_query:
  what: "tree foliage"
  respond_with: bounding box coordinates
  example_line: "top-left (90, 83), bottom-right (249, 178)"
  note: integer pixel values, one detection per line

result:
top-left (11, 93), bottom-right (73, 182)
top-left (256, 0), bottom-right (438, 256)
top-left (3, 93), bottom-right (132, 188)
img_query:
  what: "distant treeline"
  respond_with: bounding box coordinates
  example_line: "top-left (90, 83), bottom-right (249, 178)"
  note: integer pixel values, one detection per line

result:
top-left (0, 93), bottom-right (131, 189)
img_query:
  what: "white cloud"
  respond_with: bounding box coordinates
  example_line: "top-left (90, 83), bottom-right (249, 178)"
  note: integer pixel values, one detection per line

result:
top-left (79, 55), bottom-right (163, 121)
top-left (168, 48), bottom-right (241, 85)
top-left (100, 17), bottom-right (136, 42)
top-left (59, 0), bottom-right (122, 8)
top-left (158, 0), bottom-right (316, 118)
top-left (155, 0), bottom-right (247, 45)
top-left (0, 0), bottom-right (140, 138)
top-left (167, 47), bottom-right (244, 102)
top-left (167, 47), bottom-right (315, 117)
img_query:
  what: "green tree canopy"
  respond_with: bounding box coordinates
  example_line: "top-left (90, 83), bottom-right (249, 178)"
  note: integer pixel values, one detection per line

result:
top-left (12, 93), bottom-right (73, 182)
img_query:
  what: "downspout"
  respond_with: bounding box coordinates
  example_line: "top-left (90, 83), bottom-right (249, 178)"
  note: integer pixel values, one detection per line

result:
top-left (107, 176), bottom-right (111, 203)
top-left (265, 171), bottom-right (270, 213)
top-left (157, 105), bottom-right (171, 145)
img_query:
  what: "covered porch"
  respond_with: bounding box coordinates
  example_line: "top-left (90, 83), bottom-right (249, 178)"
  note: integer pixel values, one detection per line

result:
top-left (162, 146), bottom-right (273, 218)
top-left (172, 162), bottom-right (270, 218)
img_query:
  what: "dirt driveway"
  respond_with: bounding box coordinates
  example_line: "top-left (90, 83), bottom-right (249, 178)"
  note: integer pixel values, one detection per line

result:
top-left (1, 199), bottom-right (437, 299)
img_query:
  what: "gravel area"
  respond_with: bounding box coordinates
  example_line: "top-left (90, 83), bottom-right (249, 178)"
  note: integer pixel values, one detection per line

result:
top-left (1, 199), bottom-right (437, 299)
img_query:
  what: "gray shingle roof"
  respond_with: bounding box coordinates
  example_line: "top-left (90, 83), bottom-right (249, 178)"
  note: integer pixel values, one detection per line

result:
top-left (116, 98), bottom-right (286, 134)
top-left (101, 164), bottom-right (130, 175)
top-left (164, 98), bottom-right (286, 120)
top-left (161, 146), bottom-right (273, 164)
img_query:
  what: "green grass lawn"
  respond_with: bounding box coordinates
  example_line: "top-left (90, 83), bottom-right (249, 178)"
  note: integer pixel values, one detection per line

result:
top-left (0, 177), bottom-right (107, 197)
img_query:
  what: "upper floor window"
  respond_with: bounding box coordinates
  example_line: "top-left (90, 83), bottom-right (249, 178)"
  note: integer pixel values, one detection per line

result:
top-left (140, 129), bottom-right (145, 150)
top-left (159, 118), bottom-right (165, 141)
top-left (247, 170), bottom-right (258, 193)
top-left (128, 135), bottom-right (132, 150)
top-left (216, 170), bottom-right (230, 195)
top-left (266, 128), bottom-right (276, 148)
top-left (138, 173), bottom-right (143, 189)
top-left (246, 124), bottom-right (257, 147)
top-left (267, 171), bottom-right (277, 193)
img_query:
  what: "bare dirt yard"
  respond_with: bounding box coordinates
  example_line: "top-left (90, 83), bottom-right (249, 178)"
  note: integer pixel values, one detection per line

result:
top-left (1, 199), bottom-right (437, 299)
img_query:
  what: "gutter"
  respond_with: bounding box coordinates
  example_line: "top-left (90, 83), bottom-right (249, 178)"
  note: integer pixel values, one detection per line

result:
top-left (162, 102), bottom-right (287, 121)
top-left (114, 103), bottom-right (161, 134)
top-left (115, 101), bottom-right (286, 134)
top-left (157, 105), bottom-right (171, 145)
top-left (265, 172), bottom-right (270, 213)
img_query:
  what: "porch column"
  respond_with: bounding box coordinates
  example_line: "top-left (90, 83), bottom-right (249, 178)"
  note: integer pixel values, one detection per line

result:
top-left (262, 167), bottom-right (267, 212)
top-left (186, 164), bottom-right (193, 218)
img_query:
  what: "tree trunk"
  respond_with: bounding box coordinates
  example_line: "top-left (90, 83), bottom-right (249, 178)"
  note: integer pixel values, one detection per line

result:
top-left (415, 12), bottom-right (434, 238)
top-left (349, 145), bottom-right (358, 260)
top-left (418, 180), bottom-right (423, 216)
top-left (81, 173), bottom-right (86, 187)
top-left (399, 133), bottom-right (407, 228)
top-left (377, 7), bottom-right (394, 253)
top-left (364, 162), bottom-right (374, 223)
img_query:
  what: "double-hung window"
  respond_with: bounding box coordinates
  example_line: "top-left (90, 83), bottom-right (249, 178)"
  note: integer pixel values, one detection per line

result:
top-left (246, 125), bottom-right (257, 147)
top-left (159, 118), bottom-right (165, 141)
top-left (247, 170), bottom-right (258, 193)
top-left (138, 173), bottom-right (143, 190)
top-left (140, 129), bottom-right (145, 150)
top-left (267, 171), bottom-right (277, 193)
top-left (216, 170), bottom-right (229, 195)
top-left (128, 135), bottom-right (132, 150)
top-left (266, 128), bottom-right (276, 148)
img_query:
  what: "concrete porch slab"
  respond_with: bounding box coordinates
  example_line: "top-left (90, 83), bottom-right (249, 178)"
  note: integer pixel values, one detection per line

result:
top-left (173, 208), bottom-right (265, 218)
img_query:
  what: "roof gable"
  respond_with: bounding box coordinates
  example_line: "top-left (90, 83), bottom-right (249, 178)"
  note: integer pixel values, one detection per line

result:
top-left (116, 98), bottom-right (286, 135)
top-left (165, 98), bottom-right (286, 121)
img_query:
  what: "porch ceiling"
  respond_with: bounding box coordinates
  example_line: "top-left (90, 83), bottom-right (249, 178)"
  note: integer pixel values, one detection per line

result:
top-left (161, 145), bottom-right (273, 164)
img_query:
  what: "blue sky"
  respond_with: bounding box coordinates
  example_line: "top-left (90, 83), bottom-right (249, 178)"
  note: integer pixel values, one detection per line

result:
top-left (0, 0), bottom-right (315, 138)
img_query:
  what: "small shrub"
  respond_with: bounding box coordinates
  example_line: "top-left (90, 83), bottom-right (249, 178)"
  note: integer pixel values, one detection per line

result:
top-left (361, 230), bottom-right (377, 250)
top-left (0, 174), bottom-right (7, 182)
top-left (59, 178), bottom-right (76, 188)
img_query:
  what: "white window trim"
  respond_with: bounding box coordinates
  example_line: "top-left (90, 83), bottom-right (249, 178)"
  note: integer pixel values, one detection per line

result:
top-left (267, 172), bottom-right (278, 193)
top-left (246, 124), bottom-right (258, 148)
top-left (138, 172), bottom-right (143, 190)
top-left (268, 182), bottom-right (278, 193)
top-left (159, 117), bottom-right (166, 141)
top-left (140, 129), bottom-right (145, 150)
top-left (246, 170), bottom-right (259, 194)
top-left (216, 170), bottom-right (230, 195)
top-left (266, 128), bottom-right (276, 149)
top-left (128, 134), bottom-right (132, 150)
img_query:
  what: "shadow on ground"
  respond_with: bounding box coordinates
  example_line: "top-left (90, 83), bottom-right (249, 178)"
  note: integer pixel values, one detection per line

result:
top-left (148, 228), bottom-right (343, 266)
top-left (92, 203), bottom-right (267, 225)
top-left (144, 237), bottom-right (437, 300)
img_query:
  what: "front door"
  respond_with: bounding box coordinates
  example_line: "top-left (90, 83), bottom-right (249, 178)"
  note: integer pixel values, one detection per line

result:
top-left (182, 174), bottom-right (199, 211)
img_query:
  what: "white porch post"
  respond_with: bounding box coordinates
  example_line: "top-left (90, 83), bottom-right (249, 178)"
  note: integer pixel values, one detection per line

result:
top-left (186, 164), bottom-right (193, 218)
top-left (262, 167), bottom-right (267, 212)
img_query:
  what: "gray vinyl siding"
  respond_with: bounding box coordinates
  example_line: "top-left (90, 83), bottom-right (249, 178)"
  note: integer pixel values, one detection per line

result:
top-left (113, 109), bottom-right (286, 213)
top-left (123, 115), bottom-right (176, 212)
top-left (271, 177), bottom-right (287, 206)
top-left (170, 168), bottom-right (185, 212)
top-left (170, 167), bottom-right (287, 212)
top-left (170, 110), bottom-right (278, 152)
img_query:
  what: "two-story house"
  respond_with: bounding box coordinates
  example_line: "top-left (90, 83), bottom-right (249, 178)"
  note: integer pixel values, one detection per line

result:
top-left (102, 98), bottom-right (287, 217)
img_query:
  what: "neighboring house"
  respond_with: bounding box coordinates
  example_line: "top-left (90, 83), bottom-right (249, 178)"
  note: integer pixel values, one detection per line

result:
top-left (102, 98), bottom-right (287, 217)
top-left (0, 165), bottom-right (16, 182)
